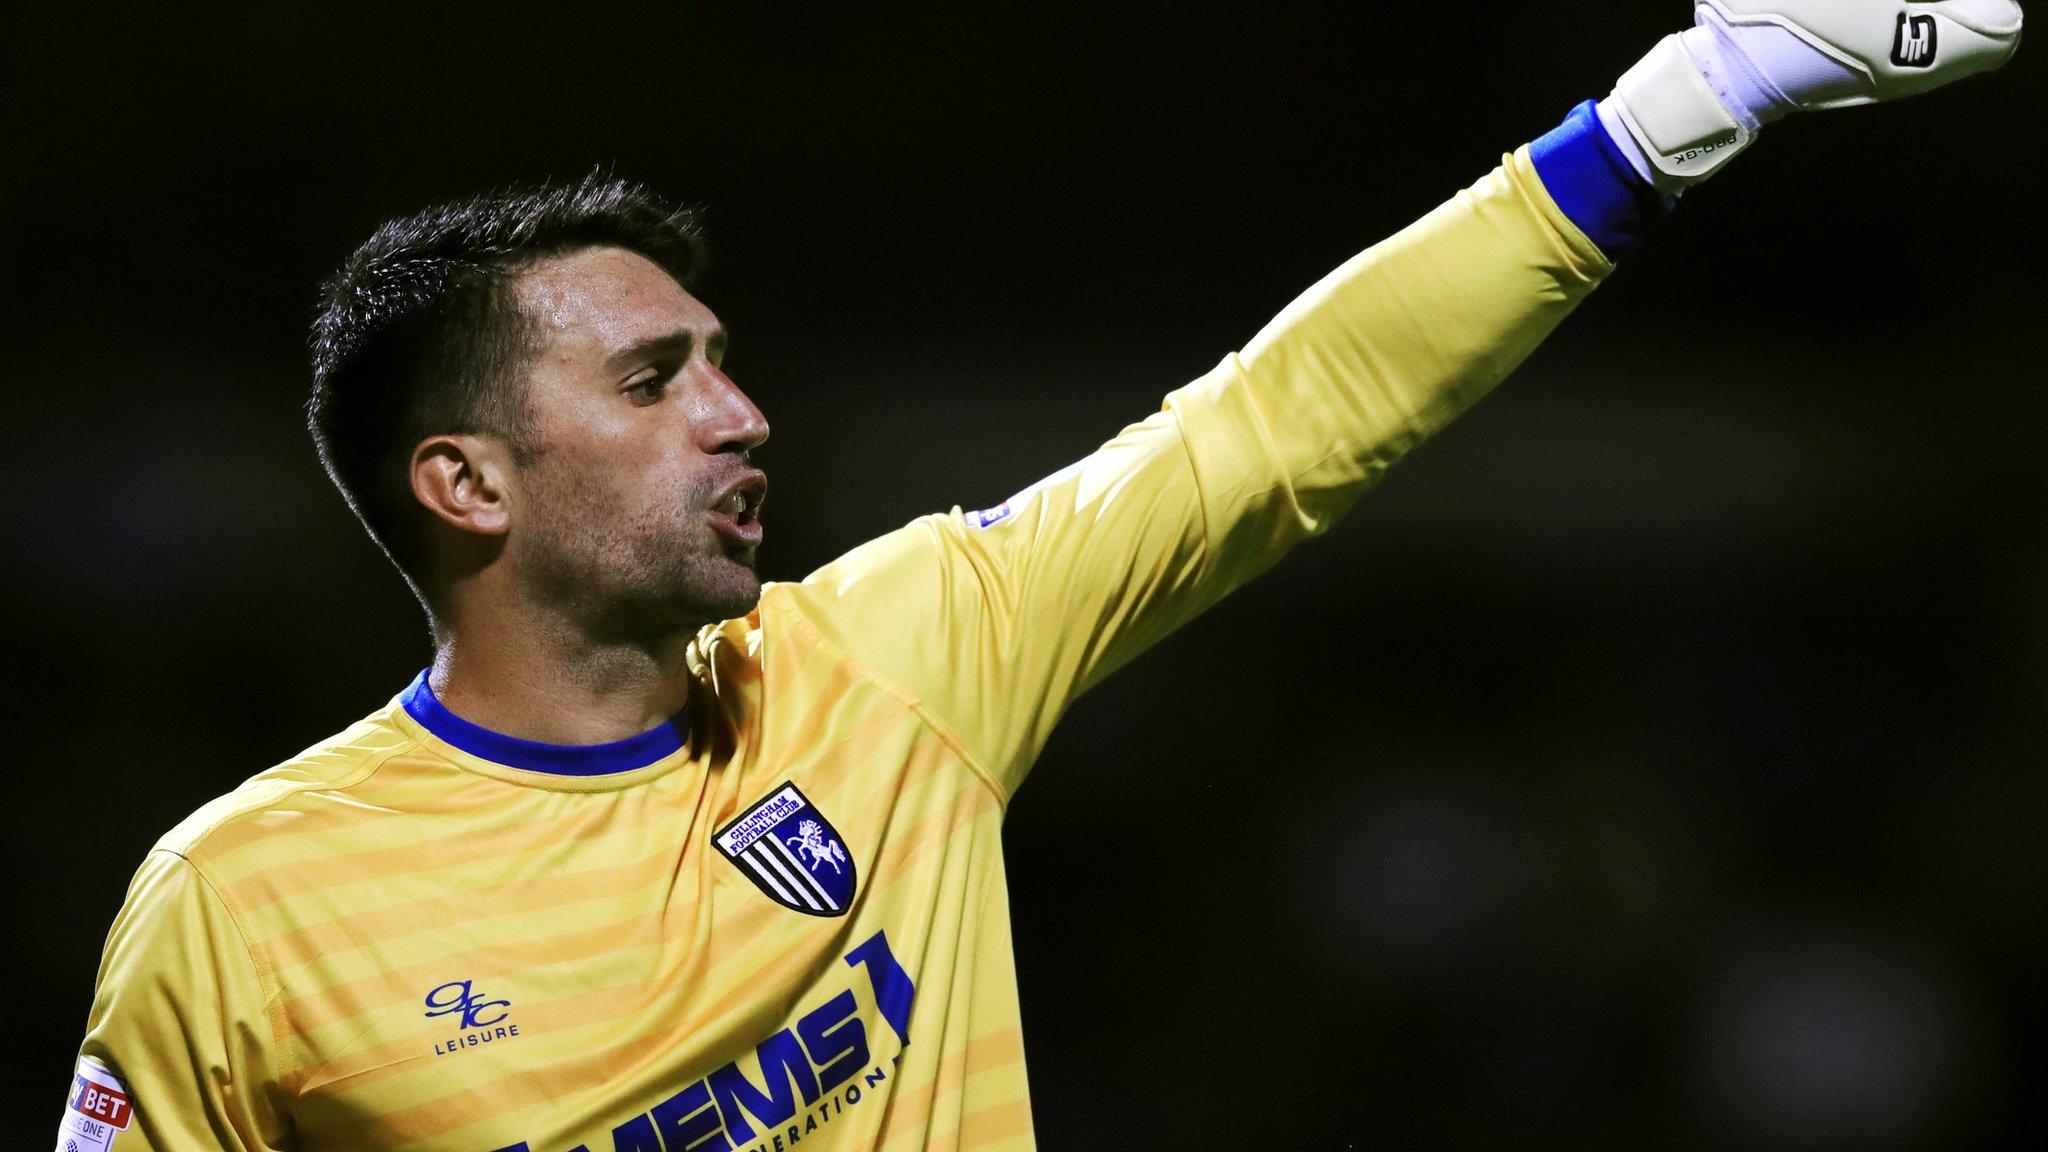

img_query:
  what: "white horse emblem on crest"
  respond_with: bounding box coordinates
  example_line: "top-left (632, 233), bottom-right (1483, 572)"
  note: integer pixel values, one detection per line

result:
top-left (786, 819), bottom-right (847, 874)
top-left (714, 782), bottom-right (859, 916)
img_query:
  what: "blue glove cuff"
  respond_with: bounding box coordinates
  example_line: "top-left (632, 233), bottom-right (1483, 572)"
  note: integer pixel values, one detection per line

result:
top-left (1529, 99), bottom-right (1676, 258)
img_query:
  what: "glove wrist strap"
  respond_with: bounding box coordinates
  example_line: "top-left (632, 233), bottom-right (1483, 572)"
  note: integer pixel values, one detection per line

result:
top-left (1609, 33), bottom-right (1756, 188)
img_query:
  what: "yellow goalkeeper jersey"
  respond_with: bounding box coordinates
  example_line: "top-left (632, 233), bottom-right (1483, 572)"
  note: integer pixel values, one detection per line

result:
top-left (61, 148), bottom-right (1611, 1152)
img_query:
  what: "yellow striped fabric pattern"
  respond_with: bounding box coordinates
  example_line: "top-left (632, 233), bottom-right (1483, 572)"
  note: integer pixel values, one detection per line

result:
top-left (84, 590), bottom-right (1034, 1152)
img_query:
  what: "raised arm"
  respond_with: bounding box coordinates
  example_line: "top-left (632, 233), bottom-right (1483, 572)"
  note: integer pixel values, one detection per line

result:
top-left (781, 142), bottom-right (1612, 799)
top-left (777, 0), bottom-right (2020, 800)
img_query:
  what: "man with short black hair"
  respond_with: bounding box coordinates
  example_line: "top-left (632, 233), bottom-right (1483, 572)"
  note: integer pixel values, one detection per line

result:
top-left (60, 4), bottom-right (2022, 1150)
top-left (307, 177), bottom-right (737, 630)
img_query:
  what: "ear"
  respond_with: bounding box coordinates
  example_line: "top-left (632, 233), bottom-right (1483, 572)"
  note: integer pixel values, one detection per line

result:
top-left (410, 433), bottom-right (515, 538)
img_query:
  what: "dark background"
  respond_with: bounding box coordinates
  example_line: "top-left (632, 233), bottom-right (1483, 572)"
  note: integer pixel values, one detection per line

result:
top-left (7, 3), bottom-right (2044, 1148)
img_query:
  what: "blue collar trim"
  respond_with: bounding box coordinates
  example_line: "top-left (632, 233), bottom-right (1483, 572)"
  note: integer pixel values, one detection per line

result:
top-left (399, 670), bottom-right (689, 777)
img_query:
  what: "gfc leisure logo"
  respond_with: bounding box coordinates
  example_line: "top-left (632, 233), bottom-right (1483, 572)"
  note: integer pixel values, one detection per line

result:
top-left (424, 978), bottom-right (521, 1056)
top-left (716, 782), bottom-right (859, 916)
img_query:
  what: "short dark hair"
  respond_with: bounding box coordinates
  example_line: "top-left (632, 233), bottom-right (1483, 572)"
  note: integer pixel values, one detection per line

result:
top-left (308, 171), bottom-right (706, 591)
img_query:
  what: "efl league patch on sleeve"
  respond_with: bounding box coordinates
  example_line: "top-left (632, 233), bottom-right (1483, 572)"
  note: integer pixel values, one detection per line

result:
top-left (964, 501), bottom-right (1012, 529)
top-left (56, 1057), bottom-right (132, 1152)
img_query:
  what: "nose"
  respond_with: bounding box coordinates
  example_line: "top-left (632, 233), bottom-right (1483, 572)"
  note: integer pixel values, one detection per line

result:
top-left (697, 365), bottom-right (770, 457)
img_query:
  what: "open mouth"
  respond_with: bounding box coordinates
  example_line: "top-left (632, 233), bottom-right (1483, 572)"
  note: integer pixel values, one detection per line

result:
top-left (709, 471), bottom-right (768, 540)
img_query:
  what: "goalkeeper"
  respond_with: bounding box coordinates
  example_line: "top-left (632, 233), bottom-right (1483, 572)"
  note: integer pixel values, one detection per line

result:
top-left (60, 4), bottom-right (2022, 1152)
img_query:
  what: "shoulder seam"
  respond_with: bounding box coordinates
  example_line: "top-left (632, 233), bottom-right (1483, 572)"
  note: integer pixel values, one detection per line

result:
top-left (176, 728), bottom-right (419, 858)
top-left (768, 589), bottom-right (1011, 811)
top-left (145, 848), bottom-right (297, 1101)
top-left (168, 734), bottom-right (417, 1097)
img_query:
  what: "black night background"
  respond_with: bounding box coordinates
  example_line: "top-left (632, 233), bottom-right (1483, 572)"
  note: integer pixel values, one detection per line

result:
top-left (6, 3), bottom-right (2044, 1147)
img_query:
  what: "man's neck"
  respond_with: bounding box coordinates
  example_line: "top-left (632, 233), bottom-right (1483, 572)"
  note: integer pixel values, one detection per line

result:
top-left (426, 600), bottom-right (697, 746)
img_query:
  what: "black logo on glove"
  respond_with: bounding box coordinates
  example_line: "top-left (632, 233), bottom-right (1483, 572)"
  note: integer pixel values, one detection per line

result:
top-left (1892, 12), bottom-right (1938, 67)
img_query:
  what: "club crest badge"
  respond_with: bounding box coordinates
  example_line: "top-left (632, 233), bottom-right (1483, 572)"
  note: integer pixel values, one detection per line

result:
top-left (715, 782), bottom-right (857, 916)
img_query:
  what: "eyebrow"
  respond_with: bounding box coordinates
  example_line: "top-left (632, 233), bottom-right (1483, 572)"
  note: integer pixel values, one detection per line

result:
top-left (604, 326), bottom-right (727, 372)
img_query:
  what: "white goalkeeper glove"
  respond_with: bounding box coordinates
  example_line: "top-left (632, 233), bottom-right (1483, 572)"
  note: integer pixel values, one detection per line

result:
top-left (1601, 0), bottom-right (2024, 189)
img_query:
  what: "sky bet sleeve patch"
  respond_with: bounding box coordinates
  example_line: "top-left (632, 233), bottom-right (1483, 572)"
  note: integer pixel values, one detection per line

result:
top-left (56, 1057), bottom-right (133, 1152)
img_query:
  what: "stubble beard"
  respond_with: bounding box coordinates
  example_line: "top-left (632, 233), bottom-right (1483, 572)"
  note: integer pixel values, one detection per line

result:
top-left (518, 471), bottom-right (762, 643)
